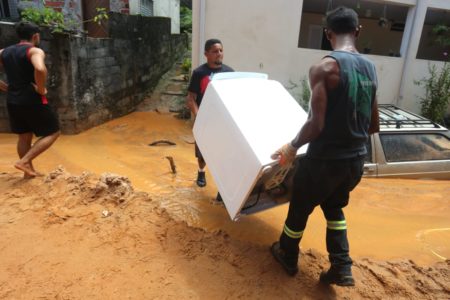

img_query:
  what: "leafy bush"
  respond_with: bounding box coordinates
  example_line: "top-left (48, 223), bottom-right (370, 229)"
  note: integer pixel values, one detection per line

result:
top-left (415, 62), bottom-right (450, 125)
top-left (286, 77), bottom-right (310, 111)
top-left (181, 57), bottom-right (191, 73)
top-left (180, 6), bottom-right (192, 33)
top-left (432, 24), bottom-right (450, 48)
top-left (21, 5), bottom-right (109, 34)
top-left (21, 6), bottom-right (66, 33)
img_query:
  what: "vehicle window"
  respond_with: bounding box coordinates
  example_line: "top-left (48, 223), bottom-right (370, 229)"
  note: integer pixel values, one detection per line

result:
top-left (380, 133), bottom-right (450, 162)
top-left (364, 137), bottom-right (372, 163)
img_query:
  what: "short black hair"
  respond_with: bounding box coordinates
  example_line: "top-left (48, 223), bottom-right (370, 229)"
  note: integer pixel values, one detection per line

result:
top-left (16, 21), bottom-right (40, 40)
top-left (204, 39), bottom-right (222, 51)
top-left (326, 6), bottom-right (359, 34)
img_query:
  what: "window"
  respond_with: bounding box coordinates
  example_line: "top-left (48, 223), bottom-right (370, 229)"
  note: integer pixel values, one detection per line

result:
top-left (298, 0), bottom-right (408, 57)
top-left (380, 133), bottom-right (450, 162)
top-left (140, 0), bottom-right (153, 16)
top-left (0, 0), bottom-right (10, 18)
top-left (416, 8), bottom-right (449, 62)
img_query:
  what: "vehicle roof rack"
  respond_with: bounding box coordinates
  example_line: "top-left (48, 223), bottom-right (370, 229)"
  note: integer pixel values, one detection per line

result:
top-left (378, 104), bottom-right (441, 129)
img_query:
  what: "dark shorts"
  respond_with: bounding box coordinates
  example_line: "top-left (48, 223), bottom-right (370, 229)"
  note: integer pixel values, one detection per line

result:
top-left (195, 142), bottom-right (204, 161)
top-left (7, 103), bottom-right (60, 137)
top-left (292, 156), bottom-right (365, 209)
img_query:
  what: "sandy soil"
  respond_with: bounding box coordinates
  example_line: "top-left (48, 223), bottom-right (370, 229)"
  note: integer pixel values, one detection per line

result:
top-left (0, 111), bottom-right (449, 299)
top-left (0, 168), bottom-right (448, 299)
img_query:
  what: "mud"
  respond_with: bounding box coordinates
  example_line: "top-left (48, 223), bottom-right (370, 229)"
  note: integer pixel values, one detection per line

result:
top-left (0, 169), bottom-right (448, 299)
top-left (0, 111), bottom-right (449, 298)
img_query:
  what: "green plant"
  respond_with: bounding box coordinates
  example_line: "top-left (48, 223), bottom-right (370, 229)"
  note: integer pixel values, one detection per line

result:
top-left (180, 6), bottom-right (192, 33)
top-left (432, 23), bottom-right (450, 48)
top-left (21, 5), bottom-right (109, 34)
top-left (92, 8), bottom-right (109, 25)
top-left (415, 62), bottom-right (450, 125)
top-left (181, 57), bottom-right (191, 74)
top-left (21, 6), bottom-right (66, 33)
top-left (286, 77), bottom-right (310, 111)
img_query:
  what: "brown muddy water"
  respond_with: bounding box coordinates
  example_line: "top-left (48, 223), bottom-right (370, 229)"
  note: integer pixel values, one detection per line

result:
top-left (0, 111), bottom-right (449, 265)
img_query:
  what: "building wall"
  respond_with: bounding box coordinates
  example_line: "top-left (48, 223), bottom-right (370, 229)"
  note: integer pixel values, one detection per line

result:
top-left (128, 0), bottom-right (180, 33)
top-left (154, 0), bottom-right (180, 34)
top-left (193, 0), bottom-right (450, 116)
top-left (110, 0), bottom-right (130, 14)
top-left (0, 13), bottom-right (188, 133)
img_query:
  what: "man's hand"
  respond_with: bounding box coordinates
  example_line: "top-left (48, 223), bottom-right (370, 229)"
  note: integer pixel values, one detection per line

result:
top-left (271, 143), bottom-right (298, 166)
top-left (0, 80), bottom-right (7, 92)
top-left (31, 83), bottom-right (47, 96)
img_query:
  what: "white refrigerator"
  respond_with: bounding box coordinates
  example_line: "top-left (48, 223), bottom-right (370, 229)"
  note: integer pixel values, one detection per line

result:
top-left (193, 74), bottom-right (309, 220)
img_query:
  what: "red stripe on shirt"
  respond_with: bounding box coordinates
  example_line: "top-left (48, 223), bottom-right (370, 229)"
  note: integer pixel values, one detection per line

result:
top-left (26, 47), bottom-right (33, 61)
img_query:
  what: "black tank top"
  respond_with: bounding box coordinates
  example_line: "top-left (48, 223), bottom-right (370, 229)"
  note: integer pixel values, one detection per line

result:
top-left (1, 43), bottom-right (44, 105)
top-left (307, 51), bottom-right (378, 159)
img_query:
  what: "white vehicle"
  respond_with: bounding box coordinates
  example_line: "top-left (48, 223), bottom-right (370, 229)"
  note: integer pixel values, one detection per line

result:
top-left (364, 105), bottom-right (450, 179)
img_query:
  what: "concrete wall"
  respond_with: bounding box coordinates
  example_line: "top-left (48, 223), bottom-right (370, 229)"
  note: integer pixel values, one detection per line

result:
top-left (193, 0), bottom-right (450, 116)
top-left (0, 13), bottom-right (188, 133)
top-left (128, 0), bottom-right (180, 33)
top-left (154, 0), bottom-right (180, 34)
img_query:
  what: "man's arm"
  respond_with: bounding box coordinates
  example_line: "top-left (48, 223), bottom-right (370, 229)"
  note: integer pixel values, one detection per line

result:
top-left (291, 58), bottom-right (340, 147)
top-left (29, 47), bottom-right (47, 95)
top-left (0, 49), bottom-right (8, 92)
top-left (186, 91), bottom-right (199, 116)
top-left (368, 96), bottom-right (380, 134)
top-left (272, 58), bottom-right (339, 165)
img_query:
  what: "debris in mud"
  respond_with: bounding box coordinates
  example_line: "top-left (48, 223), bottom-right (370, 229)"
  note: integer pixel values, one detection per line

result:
top-left (148, 140), bottom-right (177, 146)
top-left (165, 156), bottom-right (177, 174)
top-left (180, 135), bottom-right (195, 144)
top-left (94, 173), bottom-right (134, 205)
top-left (102, 210), bottom-right (113, 218)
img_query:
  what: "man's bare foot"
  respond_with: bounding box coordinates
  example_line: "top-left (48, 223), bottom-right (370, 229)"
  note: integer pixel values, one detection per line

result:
top-left (30, 164), bottom-right (44, 177)
top-left (15, 161), bottom-right (37, 177)
top-left (23, 173), bottom-right (36, 179)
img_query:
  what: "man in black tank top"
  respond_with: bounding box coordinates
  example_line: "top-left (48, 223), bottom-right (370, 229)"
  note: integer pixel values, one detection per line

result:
top-left (0, 22), bottom-right (60, 178)
top-left (270, 7), bottom-right (379, 286)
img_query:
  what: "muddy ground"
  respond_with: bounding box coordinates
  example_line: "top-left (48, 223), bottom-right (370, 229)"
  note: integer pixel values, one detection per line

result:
top-left (0, 169), bottom-right (448, 299)
top-left (0, 111), bottom-right (449, 299)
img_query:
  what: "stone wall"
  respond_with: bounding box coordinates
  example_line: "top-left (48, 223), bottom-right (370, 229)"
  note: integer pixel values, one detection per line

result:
top-left (0, 13), bottom-right (188, 133)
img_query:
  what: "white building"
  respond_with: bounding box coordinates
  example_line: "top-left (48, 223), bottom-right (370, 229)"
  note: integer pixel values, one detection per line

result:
top-left (129, 0), bottom-right (180, 34)
top-left (192, 0), bottom-right (450, 115)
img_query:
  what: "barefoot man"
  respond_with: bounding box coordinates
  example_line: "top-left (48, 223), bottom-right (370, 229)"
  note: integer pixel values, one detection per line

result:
top-left (0, 22), bottom-right (60, 178)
